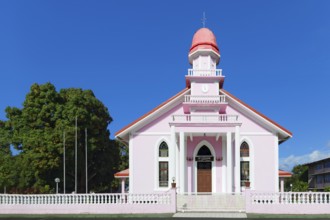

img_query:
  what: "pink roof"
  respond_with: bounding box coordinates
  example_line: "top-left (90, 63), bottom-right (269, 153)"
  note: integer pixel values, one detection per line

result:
top-left (189, 28), bottom-right (220, 55)
top-left (114, 169), bottom-right (129, 178)
top-left (279, 169), bottom-right (292, 178)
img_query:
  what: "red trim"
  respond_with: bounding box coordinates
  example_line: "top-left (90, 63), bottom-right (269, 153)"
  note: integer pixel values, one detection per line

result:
top-left (115, 88), bottom-right (189, 137)
top-left (114, 169), bottom-right (129, 178)
top-left (221, 89), bottom-right (293, 137)
top-left (189, 42), bottom-right (219, 53)
top-left (279, 170), bottom-right (292, 177)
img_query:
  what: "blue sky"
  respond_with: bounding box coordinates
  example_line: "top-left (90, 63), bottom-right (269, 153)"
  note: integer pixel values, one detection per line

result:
top-left (1, 0), bottom-right (330, 171)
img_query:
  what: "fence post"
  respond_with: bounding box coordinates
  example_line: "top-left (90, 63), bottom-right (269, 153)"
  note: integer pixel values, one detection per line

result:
top-left (170, 188), bottom-right (177, 213)
top-left (245, 189), bottom-right (251, 213)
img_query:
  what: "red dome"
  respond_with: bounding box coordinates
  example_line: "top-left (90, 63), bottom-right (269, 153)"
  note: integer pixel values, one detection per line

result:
top-left (189, 28), bottom-right (219, 55)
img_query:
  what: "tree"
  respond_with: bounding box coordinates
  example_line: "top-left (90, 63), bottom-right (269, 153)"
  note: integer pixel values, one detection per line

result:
top-left (0, 82), bottom-right (120, 193)
top-left (285, 165), bottom-right (309, 192)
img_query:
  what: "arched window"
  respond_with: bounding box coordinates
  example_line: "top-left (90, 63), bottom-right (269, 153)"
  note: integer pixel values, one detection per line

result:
top-left (159, 142), bottom-right (168, 157)
top-left (197, 145), bottom-right (212, 156)
top-left (158, 141), bottom-right (169, 187)
top-left (240, 142), bottom-right (250, 187)
top-left (240, 142), bottom-right (249, 157)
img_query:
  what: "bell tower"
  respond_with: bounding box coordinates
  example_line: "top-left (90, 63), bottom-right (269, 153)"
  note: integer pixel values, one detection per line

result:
top-left (183, 28), bottom-right (226, 114)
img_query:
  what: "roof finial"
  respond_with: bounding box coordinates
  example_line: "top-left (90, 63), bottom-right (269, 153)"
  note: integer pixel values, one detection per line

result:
top-left (201, 12), bottom-right (206, 28)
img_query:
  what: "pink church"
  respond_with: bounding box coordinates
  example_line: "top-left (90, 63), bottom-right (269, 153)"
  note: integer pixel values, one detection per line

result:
top-left (115, 27), bottom-right (292, 194)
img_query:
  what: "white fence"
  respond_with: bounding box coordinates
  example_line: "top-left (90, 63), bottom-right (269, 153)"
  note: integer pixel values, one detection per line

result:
top-left (246, 190), bottom-right (330, 214)
top-left (0, 190), bottom-right (176, 214)
top-left (2, 190), bottom-right (330, 215)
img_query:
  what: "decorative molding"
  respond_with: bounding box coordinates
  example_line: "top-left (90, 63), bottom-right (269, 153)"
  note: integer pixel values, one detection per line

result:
top-left (134, 132), bottom-right (171, 136)
top-left (240, 132), bottom-right (272, 136)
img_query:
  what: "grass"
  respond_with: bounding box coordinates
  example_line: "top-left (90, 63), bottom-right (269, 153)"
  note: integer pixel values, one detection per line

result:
top-left (0, 213), bottom-right (174, 219)
top-left (247, 213), bottom-right (330, 219)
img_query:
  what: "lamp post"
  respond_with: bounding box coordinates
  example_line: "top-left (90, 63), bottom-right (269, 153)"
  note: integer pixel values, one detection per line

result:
top-left (55, 178), bottom-right (60, 194)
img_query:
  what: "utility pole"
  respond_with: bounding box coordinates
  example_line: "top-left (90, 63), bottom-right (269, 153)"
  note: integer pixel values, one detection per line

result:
top-left (75, 116), bottom-right (78, 193)
top-left (85, 128), bottom-right (88, 194)
top-left (63, 131), bottom-right (66, 194)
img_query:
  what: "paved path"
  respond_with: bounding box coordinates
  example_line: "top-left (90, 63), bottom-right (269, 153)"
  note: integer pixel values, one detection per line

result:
top-left (173, 212), bottom-right (247, 218)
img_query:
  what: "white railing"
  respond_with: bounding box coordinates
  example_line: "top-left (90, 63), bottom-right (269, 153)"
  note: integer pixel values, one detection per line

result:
top-left (172, 114), bottom-right (239, 123)
top-left (0, 193), bottom-right (172, 205)
top-left (187, 69), bottom-right (222, 76)
top-left (250, 192), bottom-right (330, 205)
top-left (184, 95), bottom-right (226, 104)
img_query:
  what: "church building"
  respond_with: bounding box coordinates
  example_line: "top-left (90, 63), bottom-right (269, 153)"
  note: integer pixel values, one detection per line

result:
top-left (115, 27), bottom-right (292, 194)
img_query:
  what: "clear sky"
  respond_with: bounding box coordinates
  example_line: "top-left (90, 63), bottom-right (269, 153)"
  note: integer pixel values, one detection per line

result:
top-left (1, 0), bottom-right (330, 171)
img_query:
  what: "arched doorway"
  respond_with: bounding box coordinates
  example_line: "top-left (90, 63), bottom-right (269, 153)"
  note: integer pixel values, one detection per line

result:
top-left (196, 145), bottom-right (213, 192)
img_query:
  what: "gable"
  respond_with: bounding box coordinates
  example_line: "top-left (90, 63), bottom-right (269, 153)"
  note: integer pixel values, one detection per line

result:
top-left (115, 87), bottom-right (292, 143)
top-left (221, 89), bottom-right (292, 142)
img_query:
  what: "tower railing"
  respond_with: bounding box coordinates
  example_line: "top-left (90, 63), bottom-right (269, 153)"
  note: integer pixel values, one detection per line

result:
top-left (184, 95), bottom-right (226, 104)
top-left (187, 69), bottom-right (222, 76)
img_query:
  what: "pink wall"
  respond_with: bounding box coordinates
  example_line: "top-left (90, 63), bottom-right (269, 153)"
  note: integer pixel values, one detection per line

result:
top-left (191, 81), bottom-right (219, 96)
top-left (226, 106), bottom-right (270, 133)
top-left (251, 135), bottom-right (276, 192)
top-left (132, 135), bottom-right (168, 193)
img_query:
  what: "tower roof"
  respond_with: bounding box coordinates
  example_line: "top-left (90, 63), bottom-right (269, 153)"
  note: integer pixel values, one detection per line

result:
top-left (189, 28), bottom-right (220, 55)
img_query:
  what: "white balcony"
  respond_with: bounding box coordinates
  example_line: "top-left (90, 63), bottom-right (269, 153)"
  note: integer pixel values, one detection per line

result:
top-left (187, 69), bottom-right (222, 76)
top-left (171, 114), bottom-right (239, 124)
top-left (184, 95), bottom-right (226, 104)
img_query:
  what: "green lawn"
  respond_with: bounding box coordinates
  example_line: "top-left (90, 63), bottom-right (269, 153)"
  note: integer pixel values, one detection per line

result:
top-left (0, 213), bottom-right (174, 219)
top-left (247, 213), bottom-right (330, 219)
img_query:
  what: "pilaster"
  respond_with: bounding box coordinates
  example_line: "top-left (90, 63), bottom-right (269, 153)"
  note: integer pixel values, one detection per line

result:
top-left (170, 126), bottom-right (176, 184)
top-left (179, 132), bottom-right (186, 193)
top-left (226, 131), bottom-right (232, 193)
top-left (235, 126), bottom-right (240, 193)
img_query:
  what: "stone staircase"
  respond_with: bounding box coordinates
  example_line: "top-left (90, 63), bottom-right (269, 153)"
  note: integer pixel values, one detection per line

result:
top-left (174, 194), bottom-right (247, 218)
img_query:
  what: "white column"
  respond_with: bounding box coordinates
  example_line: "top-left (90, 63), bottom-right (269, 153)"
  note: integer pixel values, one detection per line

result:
top-left (129, 133), bottom-right (134, 193)
top-left (226, 132), bottom-right (232, 193)
top-left (180, 131), bottom-right (186, 193)
top-left (280, 178), bottom-right (284, 192)
top-left (222, 134), bottom-right (226, 193)
top-left (274, 135), bottom-right (279, 192)
top-left (121, 178), bottom-right (125, 194)
top-left (176, 135), bottom-right (180, 190)
top-left (234, 126), bottom-right (240, 193)
top-left (170, 126), bottom-right (176, 185)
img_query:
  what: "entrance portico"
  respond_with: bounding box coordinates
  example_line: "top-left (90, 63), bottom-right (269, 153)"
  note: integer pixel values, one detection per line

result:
top-left (169, 125), bottom-right (241, 194)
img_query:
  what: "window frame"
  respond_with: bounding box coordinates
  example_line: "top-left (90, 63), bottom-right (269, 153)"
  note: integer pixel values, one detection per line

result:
top-left (157, 140), bottom-right (169, 188)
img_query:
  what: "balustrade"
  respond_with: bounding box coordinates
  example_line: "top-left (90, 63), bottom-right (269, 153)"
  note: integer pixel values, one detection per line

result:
top-left (0, 193), bottom-right (171, 205)
top-left (184, 95), bottom-right (226, 104)
top-left (172, 114), bottom-right (239, 123)
top-left (250, 192), bottom-right (330, 205)
top-left (187, 69), bottom-right (222, 76)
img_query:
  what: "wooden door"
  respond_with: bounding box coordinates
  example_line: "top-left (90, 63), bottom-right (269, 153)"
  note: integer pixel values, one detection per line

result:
top-left (197, 162), bottom-right (212, 192)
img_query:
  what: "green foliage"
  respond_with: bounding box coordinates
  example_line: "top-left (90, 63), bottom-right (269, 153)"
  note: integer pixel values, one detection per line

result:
top-left (285, 165), bottom-right (309, 192)
top-left (324, 186), bottom-right (330, 192)
top-left (0, 82), bottom-right (122, 193)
